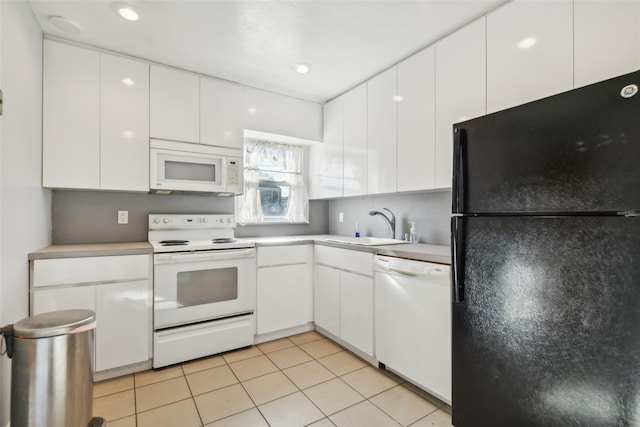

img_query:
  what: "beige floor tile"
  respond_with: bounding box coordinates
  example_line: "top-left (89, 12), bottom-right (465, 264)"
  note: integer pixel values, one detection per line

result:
top-left (330, 400), bottom-right (400, 427)
top-left (135, 376), bottom-right (192, 412)
top-left (409, 409), bottom-right (453, 427)
top-left (307, 418), bottom-right (337, 427)
top-left (93, 389), bottom-right (135, 422)
top-left (289, 330), bottom-right (324, 345)
top-left (136, 398), bottom-right (202, 427)
top-left (257, 337), bottom-right (295, 354)
top-left (93, 374), bottom-right (134, 398)
top-left (228, 355), bottom-right (278, 381)
top-left (299, 339), bottom-right (343, 359)
top-left (402, 380), bottom-right (447, 408)
top-left (340, 366), bottom-right (399, 398)
top-left (441, 405), bottom-right (452, 415)
top-left (135, 365), bottom-right (184, 387)
top-left (195, 383), bottom-right (255, 424)
top-left (103, 415), bottom-right (136, 427)
top-left (186, 364), bottom-right (238, 396)
top-left (222, 346), bottom-right (263, 363)
top-left (205, 408), bottom-right (268, 427)
top-left (283, 360), bottom-right (336, 389)
top-left (242, 371), bottom-right (298, 405)
top-left (267, 345), bottom-right (314, 369)
top-left (317, 351), bottom-right (367, 376)
top-left (258, 391), bottom-right (324, 427)
top-left (303, 378), bottom-right (364, 416)
top-left (370, 385), bottom-right (439, 426)
top-left (183, 355), bottom-right (226, 375)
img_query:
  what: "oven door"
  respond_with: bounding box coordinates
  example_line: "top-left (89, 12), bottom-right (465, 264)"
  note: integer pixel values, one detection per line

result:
top-left (153, 248), bottom-right (256, 329)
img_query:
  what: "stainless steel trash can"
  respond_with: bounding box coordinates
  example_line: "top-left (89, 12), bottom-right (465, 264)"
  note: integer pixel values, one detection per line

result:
top-left (9, 309), bottom-right (98, 427)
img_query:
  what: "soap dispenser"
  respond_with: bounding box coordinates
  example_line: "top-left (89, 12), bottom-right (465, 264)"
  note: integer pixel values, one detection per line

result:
top-left (355, 222), bottom-right (360, 238)
top-left (409, 222), bottom-right (418, 244)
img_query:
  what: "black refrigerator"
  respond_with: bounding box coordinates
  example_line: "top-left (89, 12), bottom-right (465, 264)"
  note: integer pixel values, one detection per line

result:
top-left (451, 70), bottom-right (640, 426)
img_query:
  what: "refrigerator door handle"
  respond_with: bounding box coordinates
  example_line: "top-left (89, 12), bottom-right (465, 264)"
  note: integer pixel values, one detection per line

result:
top-left (452, 127), bottom-right (466, 213)
top-left (452, 217), bottom-right (465, 302)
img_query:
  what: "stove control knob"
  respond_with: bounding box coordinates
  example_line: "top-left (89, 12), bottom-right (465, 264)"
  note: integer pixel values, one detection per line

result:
top-left (152, 217), bottom-right (160, 224)
top-left (203, 218), bottom-right (208, 223)
top-left (163, 218), bottom-right (170, 224)
top-left (227, 217), bottom-right (232, 223)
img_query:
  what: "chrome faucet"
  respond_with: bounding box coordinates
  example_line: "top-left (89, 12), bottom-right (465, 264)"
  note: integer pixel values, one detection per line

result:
top-left (368, 208), bottom-right (396, 239)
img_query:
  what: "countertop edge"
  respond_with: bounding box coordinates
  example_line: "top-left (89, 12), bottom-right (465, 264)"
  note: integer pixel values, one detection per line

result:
top-left (29, 242), bottom-right (153, 260)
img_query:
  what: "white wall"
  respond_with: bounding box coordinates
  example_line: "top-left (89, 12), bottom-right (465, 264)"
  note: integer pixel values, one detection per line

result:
top-left (0, 2), bottom-right (51, 424)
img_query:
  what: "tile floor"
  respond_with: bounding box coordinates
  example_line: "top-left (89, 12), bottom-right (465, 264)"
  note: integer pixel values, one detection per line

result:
top-left (93, 331), bottom-right (452, 427)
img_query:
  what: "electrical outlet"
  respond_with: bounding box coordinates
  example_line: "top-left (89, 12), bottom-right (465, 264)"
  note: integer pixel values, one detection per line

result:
top-left (339, 212), bottom-right (344, 223)
top-left (118, 210), bottom-right (128, 225)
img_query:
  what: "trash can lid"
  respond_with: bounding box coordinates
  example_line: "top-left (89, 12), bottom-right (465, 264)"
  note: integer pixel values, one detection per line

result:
top-left (14, 309), bottom-right (96, 338)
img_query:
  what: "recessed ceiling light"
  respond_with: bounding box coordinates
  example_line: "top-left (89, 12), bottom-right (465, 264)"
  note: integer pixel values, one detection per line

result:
top-left (112, 3), bottom-right (139, 21)
top-left (48, 16), bottom-right (82, 35)
top-left (517, 37), bottom-right (537, 49)
top-left (294, 63), bottom-right (311, 74)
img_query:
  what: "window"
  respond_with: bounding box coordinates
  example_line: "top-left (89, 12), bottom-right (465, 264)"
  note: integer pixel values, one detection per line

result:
top-left (235, 139), bottom-right (309, 224)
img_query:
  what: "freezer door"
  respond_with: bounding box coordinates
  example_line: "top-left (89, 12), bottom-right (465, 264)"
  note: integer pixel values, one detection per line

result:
top-left (452, 70), bottom-right (640, 214)
top-left (451, 216), bottom-right (640, 426)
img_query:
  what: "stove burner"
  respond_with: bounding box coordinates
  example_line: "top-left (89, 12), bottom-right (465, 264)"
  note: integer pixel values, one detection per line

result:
top-left (159, 240), bottom-right (189, 246)
top-left (212, 238), bottom-right (236, 244)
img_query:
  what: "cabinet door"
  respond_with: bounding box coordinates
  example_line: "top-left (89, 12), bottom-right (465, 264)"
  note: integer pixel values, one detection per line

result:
top-left (150, 66), bottom-right (200, 143)
top-left (257, 264), bottom-right (313, 335)
top-left (32, 285), bottom-right (96, 315)
top-left (200, 77), bottom-right (244, 149)
top-left (244, 87), bottom-right (322, 141)
top-left (574, 0), bottom-right (640, 88)
top-left (95, 280), bottom-right (151, 371)
top-left (435, 18), bottom-right (486, 189)
top-left (314, 265), bottom-right (340, 337)
top-left (397, 46), bottom-right (436, 192)
top-left (367, 67), bottom-right (397, 195)
top-left (486, 0), bottom-right (573, 114)
top-left (339, 271), bottom-right (374, 356)
top-left (101, 54), bottom-right (149, 191)
top-left (343, 83), bottom-right (368, 197)
top-left (43, 40), bottom-right (100, 189)
top-left (309, 97), bottom-right (343, 199)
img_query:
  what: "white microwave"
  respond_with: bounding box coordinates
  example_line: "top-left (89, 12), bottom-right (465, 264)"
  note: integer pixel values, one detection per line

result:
top-left (150, 139), bottom-right (243, 195)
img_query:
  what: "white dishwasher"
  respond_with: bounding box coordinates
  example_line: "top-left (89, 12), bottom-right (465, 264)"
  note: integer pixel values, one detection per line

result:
top-left (374, 255), bottom-right (451, 404)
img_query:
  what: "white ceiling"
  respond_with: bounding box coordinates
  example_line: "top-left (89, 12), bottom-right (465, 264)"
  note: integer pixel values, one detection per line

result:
top-left (28, 0), bottom-right (507, 103)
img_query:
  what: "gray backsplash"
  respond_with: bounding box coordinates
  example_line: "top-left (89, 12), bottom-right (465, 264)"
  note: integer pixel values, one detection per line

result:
top-left (52, 190), bottom-right (449, 245)
top-left (52, 190), bottom-right (329, 244)
top-left (328, 190), bottom-right (452, 246)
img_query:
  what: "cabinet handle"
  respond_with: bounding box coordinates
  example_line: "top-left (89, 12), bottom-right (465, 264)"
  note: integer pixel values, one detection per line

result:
top-left (452, 127), bottom-right (466, 214)
top-left (452, 217), bottom-right (465, 303)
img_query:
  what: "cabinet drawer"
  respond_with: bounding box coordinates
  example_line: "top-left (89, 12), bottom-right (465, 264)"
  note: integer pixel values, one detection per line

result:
top-left (33, 254), bottom-right (150, 287)
top-left (257, 245), bottom-right (310, 267)
top-left (315, 245), bottom-right (373, 276)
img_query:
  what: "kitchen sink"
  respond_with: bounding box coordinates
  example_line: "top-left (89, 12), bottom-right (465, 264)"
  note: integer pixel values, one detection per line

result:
top-left (324, 236), bottom-right (406, 246)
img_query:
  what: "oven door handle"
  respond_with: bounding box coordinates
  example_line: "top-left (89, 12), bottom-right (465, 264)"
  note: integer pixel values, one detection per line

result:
top-left (154, 248), bottom-right (255, 264)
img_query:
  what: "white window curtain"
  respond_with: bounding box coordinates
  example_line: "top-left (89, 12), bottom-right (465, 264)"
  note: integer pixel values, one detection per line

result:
top-left (235, 139), bottom-right (309, 225)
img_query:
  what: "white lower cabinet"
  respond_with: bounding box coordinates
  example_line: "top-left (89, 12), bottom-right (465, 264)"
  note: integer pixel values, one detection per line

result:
top-left (314, 246), bottom-right (374, 357)
top-left (256, 245), bottom-right (313, 335)
top-left (31, 254), bottom-right (152, 376)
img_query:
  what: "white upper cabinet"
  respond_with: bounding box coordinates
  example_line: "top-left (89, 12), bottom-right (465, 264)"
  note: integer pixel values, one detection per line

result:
top-left (367, 67), bottom-right (398, 195)
top-left (200, 77), bottom-right (244, 149)
top-left (309, 97), bottom-right (344, 199)
top-left (100, 54), bottom-right (149, 192)
top-left (486, 0), bottom-right (573, 114)
top-left (435, 18), bottom-right (486, 189)
top-left (397, 46), bottom-right (436, 192)
top-left (574, 0), bottom-right (640, 88)
top-left (244, 87), bottom-right (322, 141)
top-left (150, 65), bottom-right (200, 143)
top-left (343, 83), bottom-right (368, 197)
top-left (43, 40), bottom-right (100, 189)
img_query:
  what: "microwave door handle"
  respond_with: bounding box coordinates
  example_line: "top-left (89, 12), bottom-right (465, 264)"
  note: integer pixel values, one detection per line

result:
top-left (155, 248), bottom-right (255, 263)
